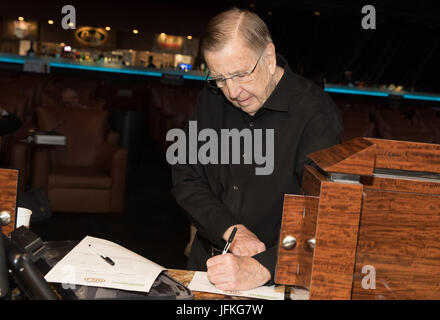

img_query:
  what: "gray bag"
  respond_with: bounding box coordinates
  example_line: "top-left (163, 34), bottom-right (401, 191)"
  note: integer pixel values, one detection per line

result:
top-left (40, 240), bottom-right (193, 300)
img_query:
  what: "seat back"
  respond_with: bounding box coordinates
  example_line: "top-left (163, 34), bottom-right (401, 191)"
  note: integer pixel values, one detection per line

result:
top-left (36, 107), bottom-right (108, 167)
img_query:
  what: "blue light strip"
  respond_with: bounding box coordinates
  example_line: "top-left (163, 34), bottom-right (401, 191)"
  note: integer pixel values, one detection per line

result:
top-left (182, 74), bottom-right (206, 81)
top-left (324, 87), bottom-right (389, 97)
top-left (0, 56), bottom-right (25, 64)
top-left (1, 55), bottom-right (439, 102)
top-left (403, 94), bottom-right (440, 102)
top-left (49, 62), bottom-right (163, 77)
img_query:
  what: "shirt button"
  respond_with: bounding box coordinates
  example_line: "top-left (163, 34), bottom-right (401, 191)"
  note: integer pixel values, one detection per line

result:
top-left (233, 185), bottom-right (239, 191)
top-left (249, 122), bottom-right (254, 127)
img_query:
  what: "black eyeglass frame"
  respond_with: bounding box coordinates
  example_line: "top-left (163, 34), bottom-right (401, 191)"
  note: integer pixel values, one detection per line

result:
top-left (205, 52), bottom-right (264, 89)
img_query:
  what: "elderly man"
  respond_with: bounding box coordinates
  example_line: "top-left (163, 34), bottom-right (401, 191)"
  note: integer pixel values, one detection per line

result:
top-left (171, 8), bottom-right (343, 291)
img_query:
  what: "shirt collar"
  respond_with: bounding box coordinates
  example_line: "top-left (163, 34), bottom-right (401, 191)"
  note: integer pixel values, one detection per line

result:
top-left (260, 54), bottom-right (293, 113)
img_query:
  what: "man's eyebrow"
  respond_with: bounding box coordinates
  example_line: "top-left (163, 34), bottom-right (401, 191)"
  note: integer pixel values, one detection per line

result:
top-left (211, 68), bottom-right (248, 78)
top-left (229, 69), bottom-right (248, 75)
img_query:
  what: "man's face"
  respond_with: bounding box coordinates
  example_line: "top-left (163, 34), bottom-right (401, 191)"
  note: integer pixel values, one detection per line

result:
top-left (204, 38), bottom-right (275, 116)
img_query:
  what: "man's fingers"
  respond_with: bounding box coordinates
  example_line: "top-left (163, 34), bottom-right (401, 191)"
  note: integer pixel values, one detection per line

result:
top-left (208, 255), bottom-right (272, 291)
top-left (207, 254), bottom-right (237, 284)
top-left (206, 254), bottom-right (227, 268)
top-left (207, 253), bottom-right (235, 270)
top-left (208, 269), bottom-right (229, 284)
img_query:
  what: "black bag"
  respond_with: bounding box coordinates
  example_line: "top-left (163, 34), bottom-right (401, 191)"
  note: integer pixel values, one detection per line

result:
top-left (17, 188), bottom-right (52, 223)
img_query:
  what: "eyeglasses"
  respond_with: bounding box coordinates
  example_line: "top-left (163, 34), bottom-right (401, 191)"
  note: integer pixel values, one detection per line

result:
top-left (206, 52), bottom-right (263, 89)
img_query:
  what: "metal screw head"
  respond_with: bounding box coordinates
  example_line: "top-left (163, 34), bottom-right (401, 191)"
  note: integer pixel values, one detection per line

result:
top-left (282, 235), bottom-right (297, 250)
top-left (307, 238), bottom-right (316, 250)
top-left (0, 210), bottom-right (11, 226)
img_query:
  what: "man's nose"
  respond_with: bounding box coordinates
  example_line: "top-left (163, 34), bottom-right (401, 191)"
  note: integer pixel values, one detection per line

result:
top-left (225, 78), bottom-right (241, 100)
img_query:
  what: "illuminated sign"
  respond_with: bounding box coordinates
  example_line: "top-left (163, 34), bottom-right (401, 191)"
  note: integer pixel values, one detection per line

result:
top-left (75, 26), bottom-right (108, 46)
top-left (2, 19), bottom-right (38, 40)
top-left (14, 20), bottom-right (30, 39)
top-left (156, 33), bottom-right (183, 51)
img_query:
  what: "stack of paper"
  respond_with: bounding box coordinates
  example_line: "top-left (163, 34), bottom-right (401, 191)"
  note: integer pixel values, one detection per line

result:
top-left (44, 236), bottom-right (165, 293)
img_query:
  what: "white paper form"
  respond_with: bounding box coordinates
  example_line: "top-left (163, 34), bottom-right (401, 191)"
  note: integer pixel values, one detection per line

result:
top-left (188, 271), bottom-right (285, 300)
top-left (44, 236), bottom-right (165, 293)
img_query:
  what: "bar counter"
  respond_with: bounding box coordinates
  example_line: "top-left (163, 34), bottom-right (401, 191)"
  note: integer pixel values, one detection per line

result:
top-left (1, 53), bottom-right (439, 103)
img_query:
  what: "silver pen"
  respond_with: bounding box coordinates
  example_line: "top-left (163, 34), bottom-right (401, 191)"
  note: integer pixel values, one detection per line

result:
top-left (88, 244), bottom-right (115, 266)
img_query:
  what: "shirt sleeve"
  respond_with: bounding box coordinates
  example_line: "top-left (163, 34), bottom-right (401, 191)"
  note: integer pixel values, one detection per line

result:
top-left (254, 105), bottom-right (343, 285)
top-left (170, 90), bottom-right (240, 248)
top-left (294, 105), bottom-right (344, 185)
top-left (252, 245), bottom-right (278, 285)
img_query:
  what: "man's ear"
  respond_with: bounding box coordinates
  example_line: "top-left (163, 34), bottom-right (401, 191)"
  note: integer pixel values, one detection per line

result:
top-left (264, 42), bottom-right (277, 75)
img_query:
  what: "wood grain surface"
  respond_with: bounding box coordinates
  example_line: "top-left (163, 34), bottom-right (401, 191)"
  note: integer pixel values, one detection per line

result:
top-left (0, 168), bottom-right (19, 236)
top-left (352, 190), bottom-right (440, 300)
top-left (365, 138), bottom-right (440, 174)
top-left (301, 165), bottom-right (326, 197)
top-left (361, 175), bottom-right (440, 195)
top-left (309, 181), bottom-right (363, 300)
top-left (291, 138), bottom-right (440, 299)
top-left (275, 194), bottom-right (319, 288)
top-left (308, 137), bottom-right (375, 176)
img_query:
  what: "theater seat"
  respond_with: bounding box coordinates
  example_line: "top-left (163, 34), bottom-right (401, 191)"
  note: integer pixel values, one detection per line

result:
top-left (339, 104), bottom-right (375, 142)
top-left (31, 106), bottom-right (127, 213)
top-left (413, 107), bottom-right (440, 144)
top-left (377, 108), bottom-right (434, 143)
top-left (146, 84), bottom-right (200, 151)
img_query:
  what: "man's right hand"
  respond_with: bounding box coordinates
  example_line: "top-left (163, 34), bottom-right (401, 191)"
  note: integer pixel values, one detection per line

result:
top-left (222, 224), bottom-right (266, 257)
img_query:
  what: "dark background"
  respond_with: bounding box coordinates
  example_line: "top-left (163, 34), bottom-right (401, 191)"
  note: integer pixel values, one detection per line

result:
top-left (0, 0), bottom-right (439, 93)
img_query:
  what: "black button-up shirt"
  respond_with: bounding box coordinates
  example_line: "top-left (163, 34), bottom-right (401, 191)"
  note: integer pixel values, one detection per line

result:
top-left (171, 55), bottom-right (343, 283)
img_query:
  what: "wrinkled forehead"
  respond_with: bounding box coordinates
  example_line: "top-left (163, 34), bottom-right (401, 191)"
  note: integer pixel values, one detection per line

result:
top-left (204, 38), bottom-right (260, 77)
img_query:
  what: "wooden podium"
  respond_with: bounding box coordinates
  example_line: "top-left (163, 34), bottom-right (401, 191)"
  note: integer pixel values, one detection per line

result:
top-left (275, 137), bottom-right (440, 300)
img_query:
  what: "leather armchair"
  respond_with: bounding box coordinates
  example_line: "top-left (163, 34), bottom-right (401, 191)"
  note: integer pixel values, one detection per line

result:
top-left (31, 106), bottom-right (127, 213)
